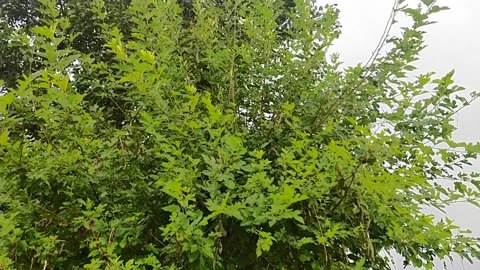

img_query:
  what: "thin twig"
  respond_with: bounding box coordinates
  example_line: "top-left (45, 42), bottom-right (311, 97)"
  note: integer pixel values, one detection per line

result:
top-left (311, 0), bottom-right (400, 133)
top-left (330, 163), bottom-right (363, 213)
top-left (329, 173), bottom-right (356, 213)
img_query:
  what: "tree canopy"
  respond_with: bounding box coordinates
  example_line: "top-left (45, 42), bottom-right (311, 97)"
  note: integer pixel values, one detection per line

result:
top-left (1, 0), bottom-right (480, 269)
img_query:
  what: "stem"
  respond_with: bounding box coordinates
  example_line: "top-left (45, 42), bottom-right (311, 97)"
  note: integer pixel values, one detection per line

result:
top-left (311, 0), bottom-right (400, 133)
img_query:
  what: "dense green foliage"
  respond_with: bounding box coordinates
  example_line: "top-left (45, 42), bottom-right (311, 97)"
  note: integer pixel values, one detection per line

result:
top-left (0, 0), bottom-right (298, 89)
top-left (1, 0), bottom-right (480, 269)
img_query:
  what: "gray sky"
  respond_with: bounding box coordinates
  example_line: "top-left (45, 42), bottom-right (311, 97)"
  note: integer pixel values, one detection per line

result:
top-left (321, 0), bottom-right (480, 269)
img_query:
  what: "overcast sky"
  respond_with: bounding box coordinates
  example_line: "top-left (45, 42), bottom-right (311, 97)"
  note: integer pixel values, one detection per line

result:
top-left (320, 0), bottom-right (480, 269)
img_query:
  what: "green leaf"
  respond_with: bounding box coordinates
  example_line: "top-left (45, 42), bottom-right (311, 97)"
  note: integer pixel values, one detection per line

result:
top-left (0, 92), bottom-right (14, 114)
top-left (420, 0), bottom-right (434, 6)
top-left (32, 25), bottom-right (55, 40)
top-left (163, 205), bottom-right (181, 213)
top-left (256, 231), bottom-right (275, 257)
top-left (430, 5), bottom-right (450, 14)
top-left (0, 131), bottom-right (9, 146)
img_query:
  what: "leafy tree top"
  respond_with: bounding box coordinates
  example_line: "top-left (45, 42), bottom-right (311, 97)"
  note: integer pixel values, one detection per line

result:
top-left (1, 0), bottom-right (480, 269)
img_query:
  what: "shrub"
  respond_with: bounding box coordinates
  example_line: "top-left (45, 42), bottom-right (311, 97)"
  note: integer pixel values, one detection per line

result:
top-left (1, 0), bottom-right (480, 269)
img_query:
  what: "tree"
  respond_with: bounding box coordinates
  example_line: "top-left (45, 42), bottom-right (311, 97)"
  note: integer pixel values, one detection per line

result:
top-left (0, 0), bottom-right (299, 88)
top-left (1, 0), bottom-right (480, 269)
